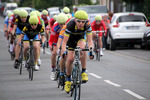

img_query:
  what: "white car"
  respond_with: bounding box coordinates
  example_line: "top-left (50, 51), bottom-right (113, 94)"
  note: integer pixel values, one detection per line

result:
top-left (107, 12), bottom-right (150, 50)
top-left (3, 3), bottom-right (18, 17)
top-left (17, 7), bottom-right (33, 13)
top-left (49, 11), bottom-right (59, 18)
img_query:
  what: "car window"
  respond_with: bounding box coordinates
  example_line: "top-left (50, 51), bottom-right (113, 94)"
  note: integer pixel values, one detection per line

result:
top-left (117, 15), bottom-right (146, 23)
top-left (7, 7), bottom-right (17, 10)
top-left (77, 6), bottom-right (108, 13)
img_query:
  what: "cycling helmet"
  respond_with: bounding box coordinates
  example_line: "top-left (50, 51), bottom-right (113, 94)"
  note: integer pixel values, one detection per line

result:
top-left (29, 16), bottom-right (39, 24)
top-left (74, 10), bottom-right (88, 20)
top-left (8, 12), bottom-right (13, 18)
top-left (63, 7), bottom-right (70, 14)
top-left (66, 14), bottom-right (72, 19)
top-left (56, 13), bottom-right (68, 24)
top-left (53, 15), bottom-right (57, 21)
top-left (35, 10), bottom-right (41, 17)
top-left (13, 9), bottom-right (19, 15)
top-left (95, 15), bottom-right (102, 21)
top-left (19, 9), bottom-right (28, 17)
top-left (42, 10), bottom-right (48, 15)
top-left (30, 11), bottom-right (37, 17)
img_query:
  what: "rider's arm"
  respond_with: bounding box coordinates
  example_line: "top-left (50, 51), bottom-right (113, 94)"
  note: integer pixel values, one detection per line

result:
top-left (4, 24), bottom-right (7, 32)
top-left (47, 16), bottom-right (50, 30)
top-left (86, 26), bottom-right (93, 49)
top-left (62, 33), bottom-right (69, 52)
top-left (57, 26), bottom-right (66, 49)
top-left (12, 24), bottom-right (17, 35)
top-left (101, 20), bottom-right (107, 34)
top-left (40, 26), bottom-right (45, 44)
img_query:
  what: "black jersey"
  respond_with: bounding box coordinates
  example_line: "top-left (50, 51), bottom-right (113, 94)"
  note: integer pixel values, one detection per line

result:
top-left (65, 18), bottom-right (92, 37)
top-left (14, 15), bottom-right (30, 31)
top-left (22, 24), bottom-right (44, 39)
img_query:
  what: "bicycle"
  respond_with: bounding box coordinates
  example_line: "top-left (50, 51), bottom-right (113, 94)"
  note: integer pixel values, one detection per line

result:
top-left (25, 39), bottom-right (35, 81)
top-left (92, 31), bottom-right (104, 61)
top-left (65, 46), bottom-right (92, 100)
top-left (19, 39), bottom-right (23, 75)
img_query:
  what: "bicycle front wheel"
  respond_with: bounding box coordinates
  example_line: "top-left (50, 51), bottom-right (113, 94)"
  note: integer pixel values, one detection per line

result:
top-left (73, 64), bottom-right (81, 100)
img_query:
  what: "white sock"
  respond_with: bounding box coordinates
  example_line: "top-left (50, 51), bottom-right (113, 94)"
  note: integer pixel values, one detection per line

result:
top-left (100, 48), bottom-right (102, 52)
top-left (10, 44), bottom-right (13, 52)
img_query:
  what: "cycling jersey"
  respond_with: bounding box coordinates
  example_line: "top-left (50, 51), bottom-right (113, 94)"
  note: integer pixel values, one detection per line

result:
top-left (41, 14), bottom-right (50, 25)
top-left (4, 16), bottom-right (9, 27)
top-left (22, 24), bottom-right (44, 41)
top-left (91, 20), bottom-right (107, 37)
top-left (58, 18), bottom-right (71, 39)
top-left (49, 23), bottom-right (61, 46)
top-left (65, 18), bottom-right (92, 49)
top-left (50, 18), bottom-right (55, 29)
top-left (9, 15), bottom-right (17, 28)
top-left (15, 16), bottom-right (30, 31)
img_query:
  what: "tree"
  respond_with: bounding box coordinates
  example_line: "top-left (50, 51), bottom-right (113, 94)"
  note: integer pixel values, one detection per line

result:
top-left (143, 0), bottom-right (150, 21)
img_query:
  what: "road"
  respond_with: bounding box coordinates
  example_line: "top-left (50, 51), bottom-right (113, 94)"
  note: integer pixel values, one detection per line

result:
top-left (0, 16), bottom-right (150, 100)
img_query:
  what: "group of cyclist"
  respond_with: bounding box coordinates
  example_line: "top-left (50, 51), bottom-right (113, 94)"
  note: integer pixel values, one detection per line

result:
top-left (3, 6), bottom-right (111, 93)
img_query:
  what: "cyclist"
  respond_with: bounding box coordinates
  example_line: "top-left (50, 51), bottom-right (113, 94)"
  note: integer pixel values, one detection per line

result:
top-left (12, 9), bottom-right (30, 69)
top-left (61, 10), bottom-right (94, 93)
top-left (46, 15), bottom-right (57, 36)
top-left (35, 10), bottom-right (45, 66)
top-left (4, 12), bottom-right (13, 48)
top-left (20, 16), bottom-right (45, 71)
top-left (7, 9), bottom-right (19, 54)
top-left (41, 10), bottom-right (50, 48)
top-left (49, 13), bottom-right (68, 80)
top-left (91, 15), bottom-right (107, 56)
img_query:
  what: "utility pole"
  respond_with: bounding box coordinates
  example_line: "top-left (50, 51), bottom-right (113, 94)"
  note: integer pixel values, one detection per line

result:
top-left (63, 0), bottom-right (65, 7)
top-left (75, 0), bottom-right (78, 5)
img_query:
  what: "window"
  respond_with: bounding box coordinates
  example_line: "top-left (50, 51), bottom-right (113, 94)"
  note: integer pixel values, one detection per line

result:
top-left (117, 15), bottom-right (146, 23)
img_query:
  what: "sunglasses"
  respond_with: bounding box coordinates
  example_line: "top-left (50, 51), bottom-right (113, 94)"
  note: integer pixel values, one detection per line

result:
top-left (96, 21), bottom-right (101, 22)
top-left (76, 19), bottom-right (86, 23)
top-left (59, 23), bottom-right (65, 25)
top-left (31, 24), bottom-right (37, 26)
top-left (21, 17), bottom-right (27, 18)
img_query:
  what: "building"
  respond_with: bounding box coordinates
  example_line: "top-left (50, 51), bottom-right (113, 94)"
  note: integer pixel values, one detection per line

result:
top-left (99, 0), bottom-right (126, 13)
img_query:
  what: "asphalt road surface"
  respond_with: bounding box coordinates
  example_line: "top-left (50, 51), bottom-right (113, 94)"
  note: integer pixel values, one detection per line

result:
top-left (0, 16), bottom-right (150, 100)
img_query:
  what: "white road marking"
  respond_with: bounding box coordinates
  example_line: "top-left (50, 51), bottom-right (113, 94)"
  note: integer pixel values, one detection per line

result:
top-left (89, 73), bottom-right (102, 79)
top-left (104, 80), bottom-right (121, 87)
top-left (123, 89), bottom-right (146, 100)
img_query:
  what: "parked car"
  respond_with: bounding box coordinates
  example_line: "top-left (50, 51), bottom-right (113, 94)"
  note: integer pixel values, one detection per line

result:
top-left (76, 5), bottom-right (108, 22)
top-left (17, 7), bottom-right (33, 13)
top-left (3, 3), bottom-right (18, 17)
top-left (142, 29), bottom-right (150, 50)
top-left (49, 10), bottom-right (59, 18)
top-left (107, 12), bottom-right (150, 50)
top-left (47, 7), bottom-right (60, 15)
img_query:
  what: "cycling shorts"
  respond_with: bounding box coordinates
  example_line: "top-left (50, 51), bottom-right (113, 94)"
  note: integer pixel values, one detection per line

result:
top-left (23, 34), bottom-right (40, 41)
top-left (67, 34), bottom-right (86, 49)
top-left (16, 27), bottom-right (22, 35)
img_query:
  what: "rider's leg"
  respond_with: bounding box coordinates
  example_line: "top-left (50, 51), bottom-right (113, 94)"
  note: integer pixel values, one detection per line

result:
top-left (23, 41), bottom-right (29, 59)
top-left (99, 36), bottom-right (103, 56)
top-left (33, 41), bottom-right (40, 65)
top-left (15, 35), bottom-right (21, 59)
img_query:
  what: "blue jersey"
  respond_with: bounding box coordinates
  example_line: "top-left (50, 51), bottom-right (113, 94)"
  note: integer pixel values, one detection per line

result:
top-left (4, 16), bottom-right (9, 27)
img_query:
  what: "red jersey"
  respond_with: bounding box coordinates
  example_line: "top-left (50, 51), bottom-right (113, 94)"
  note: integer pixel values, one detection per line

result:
top-left (49, 23), bottom-right (61, 46)
top-left (41, 14), bottom-right (50, 24)
top-left (9, 15), bottom-right (16, 27)
top-left (50, 18), bottom-right (55, 29)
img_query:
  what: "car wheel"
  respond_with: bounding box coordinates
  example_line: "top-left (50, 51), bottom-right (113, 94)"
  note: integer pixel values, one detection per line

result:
top-left (146, 44), bottom-right (150, 50)
top-left (110, 38), bottom-right (116, 50)
top-left (141, 44), bottom-right (146, 49)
